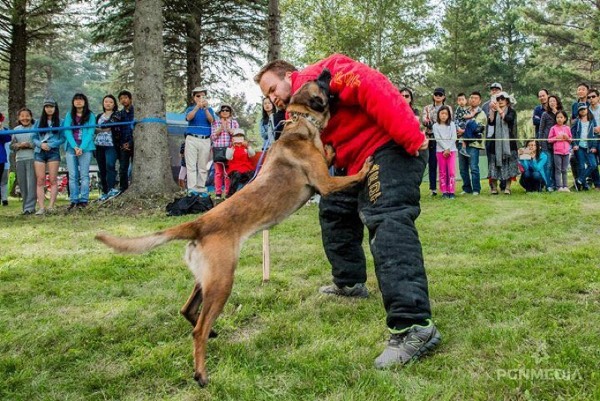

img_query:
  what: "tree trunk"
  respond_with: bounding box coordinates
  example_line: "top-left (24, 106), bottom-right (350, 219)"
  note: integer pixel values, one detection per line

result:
top-left (8, 0), bottom-right (28, 127)
top-left (130, 0), bottom-right (177, 196)
top-left (267, 0), bottom-right (281, 61)
top-left (186, 13), bottom-right (202, 104)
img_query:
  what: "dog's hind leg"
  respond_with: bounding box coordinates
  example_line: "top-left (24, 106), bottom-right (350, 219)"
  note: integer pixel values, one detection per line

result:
top-left (192, 243), bottom-right (236, 387)
top-left (181, 284), bottom-right (219, 338)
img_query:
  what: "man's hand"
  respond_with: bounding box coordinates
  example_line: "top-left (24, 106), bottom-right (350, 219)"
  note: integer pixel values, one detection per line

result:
top-left (415, 137), bottom-right (428, 156)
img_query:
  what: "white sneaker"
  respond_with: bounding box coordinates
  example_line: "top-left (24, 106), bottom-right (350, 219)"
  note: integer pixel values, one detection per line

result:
top-left (35, 208), bottom-right (45, 215)
top-left (473, 192), bottom-right (480, 196)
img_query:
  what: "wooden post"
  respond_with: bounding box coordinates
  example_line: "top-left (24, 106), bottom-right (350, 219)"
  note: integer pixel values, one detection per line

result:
top-left (262, 230), bottom-right (270, 283)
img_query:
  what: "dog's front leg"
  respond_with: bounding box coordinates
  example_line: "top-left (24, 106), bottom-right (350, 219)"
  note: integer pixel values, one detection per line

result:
top-left (307, 152), bottom-right (373, 196)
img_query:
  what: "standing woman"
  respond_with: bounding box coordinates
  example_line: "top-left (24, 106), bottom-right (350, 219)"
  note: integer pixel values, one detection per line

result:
top-left (10, 108), bottom-right (37, 214)
top-left (32, 98), bottom-right (64, 214)
top-left (400, 87), bottom-right (419, 116)
top-left (487, 92), bottom-right (519, 195)
top-left (64, 93), bottom-right (96, 209)
top-left (538, 95), bottom-right (563, 191)
top-left (210, 104), bottom-right (238, 199)
top-left (95, 95), bottom-right (121, 201)
top-left (259, 97), bottom-right (286, 147)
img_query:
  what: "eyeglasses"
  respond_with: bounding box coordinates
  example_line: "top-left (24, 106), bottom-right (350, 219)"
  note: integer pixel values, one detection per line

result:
top-left (433, 93), bottom-right (444, 97)
top-left (402, 94), bottom-right (411, 99)
top-left (588, 95), bottom-right (597, 99)
top-left (496, 97), bottom-right (507, 101)
top-left (194, 94), bottom-right (204, 98)
top-left (221, 109), bottom-right (231, 112)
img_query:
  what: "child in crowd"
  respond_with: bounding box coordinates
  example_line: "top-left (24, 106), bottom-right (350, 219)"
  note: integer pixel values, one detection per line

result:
top-left (32, 98), bottom-right (64, 214)
top-left (518, 139), bottom-right (548, 192)
top-left (433, 105), bottom-right (458, 198)
top-left (454, 93), bottom-right (471, 157)
top-left (225, 129), bottom-right (255, 198)
top-left (548, 110), bottom-right (573, 192)
top-left (0, 112), bottom-right (11, 206)
top-left (178, 141), bottom-right (187, 190)
top-left (10, 108), bottom-right (37, 214)
top-left (571, 103), bottom-right (600, 190)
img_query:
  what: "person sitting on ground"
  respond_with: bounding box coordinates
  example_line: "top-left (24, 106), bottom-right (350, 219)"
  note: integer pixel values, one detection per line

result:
top-left (225, 128), bottom-right (255, 198)
top-left (518, 139), bottom-right (548, 192)
top-left (32, 98), bottom-right (64, 214)
top-left (571, 103), bottom-right (600, 191)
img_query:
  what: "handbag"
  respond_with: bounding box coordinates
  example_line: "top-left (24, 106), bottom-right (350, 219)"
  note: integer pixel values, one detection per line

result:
top-left (212, 146), bottom-right (228, 163)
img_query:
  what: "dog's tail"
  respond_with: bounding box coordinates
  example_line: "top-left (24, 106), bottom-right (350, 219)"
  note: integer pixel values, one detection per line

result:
top-left (95, 221), bottom-right (200, 254)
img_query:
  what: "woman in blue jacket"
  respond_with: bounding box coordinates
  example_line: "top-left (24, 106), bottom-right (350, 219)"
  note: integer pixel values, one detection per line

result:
top-left (64, 93), bottom-right (95, 209)
top-left (32, 98), bottom-right (65, 213)
top-left (571, 103), bottom-right (600, 190)
top-left (519, 139), bottom-right (548, 192)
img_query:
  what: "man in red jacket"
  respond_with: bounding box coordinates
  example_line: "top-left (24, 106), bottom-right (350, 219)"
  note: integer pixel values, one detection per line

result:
top-left (255, 54), bottom-right (440, 368)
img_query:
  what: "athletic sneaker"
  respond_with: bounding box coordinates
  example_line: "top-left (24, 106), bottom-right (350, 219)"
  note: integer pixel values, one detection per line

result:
top-left (35, 208), bottom-right (45, 215)
top-left (319, 283), bottom-right (369, 298)
top-left (374, 319), bottom-right (441, 369)
top-left (459, 148), bottom-right (470, 158)
top-left (106, 188), bottom-right (122, 199)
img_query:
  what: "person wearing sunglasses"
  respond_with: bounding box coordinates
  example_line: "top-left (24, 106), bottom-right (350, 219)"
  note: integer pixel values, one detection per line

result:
top-left (185, 87), bottom-right (216, 196)
top-left (586, 89), bottom-right (600, 136)
top-left (399, 87), bottom-right (419, 116)
top-left (487, 92), bottom-right (519, 195)
top-left (210, 104), bottom-right (239, 199)
top-left (422, 87), bottom-right (451, 196)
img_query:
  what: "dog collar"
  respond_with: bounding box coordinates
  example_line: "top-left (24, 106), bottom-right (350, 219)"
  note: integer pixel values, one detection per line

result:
top-left (289, 111), bottom-right (324, 131)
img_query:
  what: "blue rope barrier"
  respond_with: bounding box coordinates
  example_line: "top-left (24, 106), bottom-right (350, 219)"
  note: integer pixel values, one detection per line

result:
top-left (0, 117), bottom-right (213, 136)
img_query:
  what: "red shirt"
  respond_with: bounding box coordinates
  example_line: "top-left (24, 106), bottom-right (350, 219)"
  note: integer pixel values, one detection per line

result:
top-left (227, 145), bottom-right (254, 174)
top-left (291, 54), bottom-right (424, 174)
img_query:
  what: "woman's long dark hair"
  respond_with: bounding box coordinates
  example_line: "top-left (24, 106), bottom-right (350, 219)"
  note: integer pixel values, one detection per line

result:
top-left (38, 104), bottom-right (61, 131)
top-left (70, 93), bottom-right (91, 125)
top-left (525, 139), bottom-right (541, 159)
top-left (547, 95), bottom-right (563, 113)
top-left (261, 97), bottom-right (274, 123)
top-left (102, 94), bottom-right (118, 112)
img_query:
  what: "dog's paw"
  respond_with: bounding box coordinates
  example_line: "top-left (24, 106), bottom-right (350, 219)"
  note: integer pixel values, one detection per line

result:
top-left (324, 144), bottom-right (336, 166)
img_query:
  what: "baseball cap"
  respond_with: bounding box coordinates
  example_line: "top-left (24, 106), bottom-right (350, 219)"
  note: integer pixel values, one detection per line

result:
top-left (191, 87), bottom-right (208, 96)
top-left (43, 97), bottom-right (57, 107)
top-left (578, 102), bottom-right (588, 111)
top-left (218, 104), bottom-right (234, 114)
top-left (433, 87), bottom-right (445, 96)
top-left (490, 82), bottom-right (503, 90)
top-left (232, 128), bottom-right (245, 137)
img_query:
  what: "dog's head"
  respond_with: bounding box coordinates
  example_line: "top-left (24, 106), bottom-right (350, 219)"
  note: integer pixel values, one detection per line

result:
top-left (287, 69), bottom-right (332, 130)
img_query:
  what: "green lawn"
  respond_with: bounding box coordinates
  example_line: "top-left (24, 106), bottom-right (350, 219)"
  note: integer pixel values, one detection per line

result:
top-left (1, 186), bottom-right (599, 401)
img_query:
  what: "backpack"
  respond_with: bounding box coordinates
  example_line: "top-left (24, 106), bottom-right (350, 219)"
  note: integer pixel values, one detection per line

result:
top-left (166, 195), bottom-right (214, 216)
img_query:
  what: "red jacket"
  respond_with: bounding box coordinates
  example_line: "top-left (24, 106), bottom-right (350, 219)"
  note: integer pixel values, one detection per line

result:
top-left (291, 54), bottom-right (424, 174)
top-left (227, 144), bottom-right (254, 174)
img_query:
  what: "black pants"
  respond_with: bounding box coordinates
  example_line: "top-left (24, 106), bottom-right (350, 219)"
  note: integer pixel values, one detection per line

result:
top-left (227, 170), bottom-right (253, 197)
top-left (0, 163), bottom-right (4, 200)
top-left (319, 142), bottom-right (431, 330)
top-left (427, 138), bottom-right (437, 191)
top-left (118, 147), bottom-right (133, 192)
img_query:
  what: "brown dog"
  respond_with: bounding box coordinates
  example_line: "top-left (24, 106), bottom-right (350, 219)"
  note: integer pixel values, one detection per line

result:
top-left (95, 69), bottom-right (372, 386)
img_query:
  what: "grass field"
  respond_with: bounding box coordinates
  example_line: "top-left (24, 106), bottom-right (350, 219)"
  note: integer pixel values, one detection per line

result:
top-left (1, 186), bottom-right (599, 401)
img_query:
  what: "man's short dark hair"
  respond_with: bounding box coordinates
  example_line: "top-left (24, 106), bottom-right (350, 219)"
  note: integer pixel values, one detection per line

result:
top-left (118, 90), bottom-right (132, 99)
top-left (538, 88), bottom-right (549, 96)
top-left (470, 91), bottom-right (481, 98)
top-left (578, 83), bottom-right (590, 90)
top-left (254, 60), bottom-right (297, 84)
top-left (589, 88), bottom-right (599, 97)
top-left (457, 92), bottom-right (466, 98)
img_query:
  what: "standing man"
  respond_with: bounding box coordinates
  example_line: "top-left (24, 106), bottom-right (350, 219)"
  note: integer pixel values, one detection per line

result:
top-left (115, 90), bottom-right (134, 196)
top-left (184, 87), bottom-right (215, 196)
top-left (571, 83), bottom-right (589, 120)
top-left (533, 89), bottom-right (549, 137)
top-left (458, 91), bottom-right (486, 195)
top-left (255, 54), bottom-right (440, 369)
top-left (482, 83), bottom-right (505, 192)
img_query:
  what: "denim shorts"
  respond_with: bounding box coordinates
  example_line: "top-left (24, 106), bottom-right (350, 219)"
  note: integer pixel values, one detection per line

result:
top-left (34, 148), bottom-right (61, 163)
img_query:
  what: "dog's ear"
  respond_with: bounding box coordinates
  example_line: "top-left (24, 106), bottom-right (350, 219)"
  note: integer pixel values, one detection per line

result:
top-left (316, 69), bottom-right (331, 97)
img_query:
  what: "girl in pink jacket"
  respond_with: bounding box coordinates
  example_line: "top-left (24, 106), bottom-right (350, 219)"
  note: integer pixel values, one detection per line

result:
top-left (548, 110), bottom-right (573, 192)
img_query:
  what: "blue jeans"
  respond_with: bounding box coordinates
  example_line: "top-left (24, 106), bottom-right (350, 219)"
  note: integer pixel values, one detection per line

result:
top-left (519, 169), bottom-right (544, 192)
top-left (96, 145), bottom-right (118, 194)
top-left (542, 150), bottom-right (555, 190)
top-left (575, 147), bottom-right (600, 187)
top-left (66, 150), bottom-right (92, 203)
top-left (458, 145), bottom-right (481, 193)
